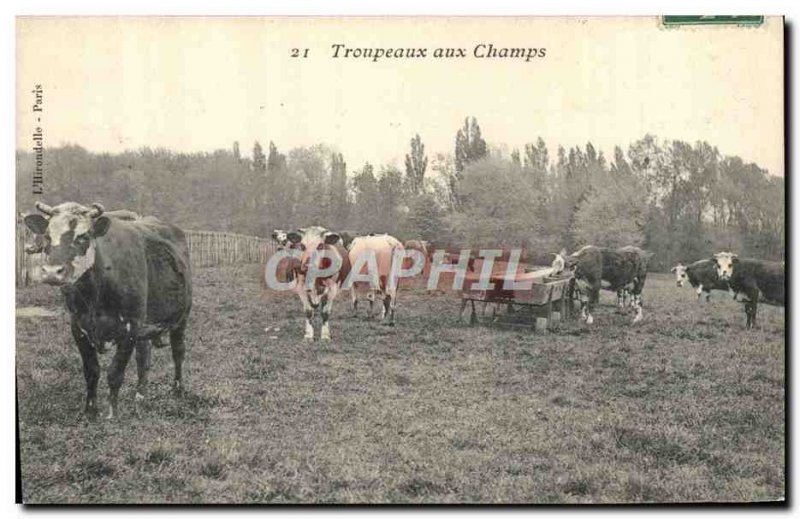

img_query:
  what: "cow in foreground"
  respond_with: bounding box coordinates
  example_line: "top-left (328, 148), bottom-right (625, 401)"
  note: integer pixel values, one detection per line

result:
top-left (284, 226), bottom-right (351, 340)
top-left (713, 252), bottom-right (785, 329)
top-left (348, 234), bottom-right (405, 324)
top-left (671, 259), bottom-right (736, 301)
top-left (553, 245), bottom-right (652, 324)
top-left (23, 202), bottom-right (192, 420)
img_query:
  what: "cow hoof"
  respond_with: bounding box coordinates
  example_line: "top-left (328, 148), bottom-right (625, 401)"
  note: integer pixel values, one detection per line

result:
top-left (585, 315), bottom-right (594, 325)
top-left (303, 334), bottom-right (314, 341)
top-left (321, 332), bottom-right (331, 340)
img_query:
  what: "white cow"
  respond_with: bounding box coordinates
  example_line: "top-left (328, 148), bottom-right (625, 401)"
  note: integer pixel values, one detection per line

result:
top-left (347, 234), bottom-right (405, 325)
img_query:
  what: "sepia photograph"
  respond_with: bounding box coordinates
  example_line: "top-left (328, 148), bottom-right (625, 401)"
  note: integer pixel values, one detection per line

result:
top-left (14, 15), bottom-right (785, 504)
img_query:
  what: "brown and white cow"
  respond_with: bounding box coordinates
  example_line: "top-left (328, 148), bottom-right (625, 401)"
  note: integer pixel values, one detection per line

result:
top-left (347, 234), bottom-right (406, 325)
top-left (712, 252), bottom-right (785, 329)
top-left (285, 226), bottom-right (351, 340)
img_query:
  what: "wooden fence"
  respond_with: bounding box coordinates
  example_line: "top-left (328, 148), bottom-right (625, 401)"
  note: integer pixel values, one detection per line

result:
top-left (16, 225), bottom-right (43, 287)
top-left (185, 230), bottom-right (276, 268)
top-left (16, 226), bottom-right (276, 287)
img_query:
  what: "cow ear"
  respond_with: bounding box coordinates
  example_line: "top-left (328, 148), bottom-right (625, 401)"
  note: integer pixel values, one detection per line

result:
top-left (732, 255), bottom-right (739, 263)
top-left (90, 216), bottom-right (112, 238)
top-left (324, 232), bottom-right (341, 245)
top-left (23, 214), bottom-right (48, 235)
top-left (670, 266), bottom-right (677, 273)
top-left (287, 231), bottom-right (302, 244)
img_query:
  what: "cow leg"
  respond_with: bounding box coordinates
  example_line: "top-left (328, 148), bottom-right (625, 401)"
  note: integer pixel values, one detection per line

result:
top-left (582, 301), bottom-right (594, 325)
top-left (745, 300), bottom-right (758, 329)
top-left (705, 290), bottom-right (711, 302)
top-left (589, 285), bottom-right (600, 324)
top-left (383, 286), bottom-right (396, 326)
top-left (296, 290), bottom-right (315, 340)
top-left (367, 290), bottom-right (376, 319)
top-left (381, 293), bottom-right (391, 323)
top-left (134, 340), bottom-right (151, 414)
top-left (741, 287), bottom-right (759, 329)
top-left (106, 339), bottom-right (135, 420)
top-left (577, 290), bottom-right (593, 325)
top-left (320, 284), bottom-right (339, 340)
top-left (351, 288), bottom-right (358, 314)
top-left (71, 322), bottom-right (99, 420)
top-left (620, 288), bottom-right (632, 310)
top-left (696, 284), bottom-right (704, 299)
top-left (378, 290), bottom-right (387, 320)
top-left (169, 325), bottom-right (186, 394)
top-left (616, 290), bottom-right (624, 311)
top-left (632, 293), bottom-right (643, 324)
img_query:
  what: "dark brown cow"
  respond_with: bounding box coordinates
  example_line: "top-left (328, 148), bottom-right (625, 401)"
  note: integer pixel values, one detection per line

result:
top-left (713, 252), bottom-right (785, 329)
top-left (23, 202), bottom-right (192, 420)
top-left (553, 245), bottom-right (652, 324)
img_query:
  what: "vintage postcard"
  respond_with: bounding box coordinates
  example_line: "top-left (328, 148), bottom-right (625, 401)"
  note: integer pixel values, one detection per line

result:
top-left (15, 16), bottom-right (785, 504)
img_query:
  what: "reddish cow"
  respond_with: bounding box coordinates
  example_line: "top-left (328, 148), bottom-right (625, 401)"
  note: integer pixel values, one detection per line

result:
top-left (285, 226), bottom-right (351, 340)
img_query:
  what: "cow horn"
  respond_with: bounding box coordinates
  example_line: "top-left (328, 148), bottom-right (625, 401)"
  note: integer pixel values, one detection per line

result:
top-left (88, 203), bottom-right (105, 218)
top-left (34, 201), bottom-right (53, 215)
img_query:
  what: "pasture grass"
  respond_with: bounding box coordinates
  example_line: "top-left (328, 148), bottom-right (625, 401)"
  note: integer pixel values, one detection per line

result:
top-left (16, 265), bottom-right (785, 503)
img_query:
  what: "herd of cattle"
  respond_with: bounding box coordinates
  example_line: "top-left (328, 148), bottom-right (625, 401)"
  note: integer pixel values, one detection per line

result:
top-left (20, 201), bottom-right (786, 419)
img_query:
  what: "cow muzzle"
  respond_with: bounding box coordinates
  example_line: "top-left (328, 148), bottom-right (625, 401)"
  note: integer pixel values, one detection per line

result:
top-left (40, 264), bottom-right (70, 286)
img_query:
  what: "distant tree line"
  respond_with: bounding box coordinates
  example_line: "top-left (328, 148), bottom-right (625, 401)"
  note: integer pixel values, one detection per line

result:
top-left (16, 117), bottom-right (784, 271)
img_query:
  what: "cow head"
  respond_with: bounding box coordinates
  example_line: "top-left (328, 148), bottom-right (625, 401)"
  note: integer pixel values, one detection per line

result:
top-left (272, 229), bottom-right (290, 248)
top-left (287, 226), bottom-right (342, 278)
top-left (550, 249), bottom-right (568, 274)
top-left (670, 263), bottom-right (687, 287)
top-left (23, 202), bottom-right (111, 286)
top-left (713, 252), bottom-right (738, 281)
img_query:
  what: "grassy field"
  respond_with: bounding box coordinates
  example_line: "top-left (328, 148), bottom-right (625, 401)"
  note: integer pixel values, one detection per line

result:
top-left (16, 264), bottom-right (785, 504)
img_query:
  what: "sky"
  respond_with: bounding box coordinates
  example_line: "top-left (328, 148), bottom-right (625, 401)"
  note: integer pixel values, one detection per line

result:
top-left (16, 16), bottom-right (784, 176)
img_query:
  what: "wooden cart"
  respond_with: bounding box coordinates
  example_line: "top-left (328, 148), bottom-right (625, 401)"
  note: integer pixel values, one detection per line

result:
top-left (460, 268), bottom-right (574, 332)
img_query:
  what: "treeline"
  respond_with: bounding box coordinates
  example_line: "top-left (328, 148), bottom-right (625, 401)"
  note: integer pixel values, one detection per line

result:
top-left (16, 117), bottom-right (784, 271)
